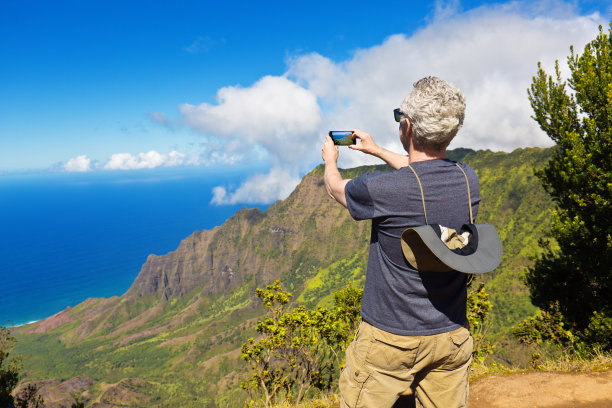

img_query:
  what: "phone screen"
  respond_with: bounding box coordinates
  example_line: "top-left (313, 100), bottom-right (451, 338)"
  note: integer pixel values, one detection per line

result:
top-left (329, 131), bottom-right (355, 145)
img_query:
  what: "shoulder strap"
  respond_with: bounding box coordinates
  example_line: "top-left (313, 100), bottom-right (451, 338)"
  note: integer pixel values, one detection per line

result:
top-left (407, 162), bottom-right (474, 225)
top-left (406, 164), bottom-right (428, 224)
top-left (454, 163), bottom-right (474, 224)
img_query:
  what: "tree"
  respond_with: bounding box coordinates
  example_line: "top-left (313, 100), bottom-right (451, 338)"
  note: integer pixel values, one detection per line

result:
top-left (1, 326), bottom-right (21, 408)
top-left (467, 282), bottom-right (495, 364)
top-left (71, 394), bottom-right (85, 408)
top-left (241, 281), bottom-right (293, 408)
top-left (14, 384), bottom-right (45, 408)
top-left (240, 281), bottom-right (362, 408)
top-left (1, 326), bottom-right (46, 408)
top-left (523, 22), bottom-right (612, 349)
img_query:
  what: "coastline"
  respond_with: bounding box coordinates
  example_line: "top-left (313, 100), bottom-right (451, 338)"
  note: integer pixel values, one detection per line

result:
top-left (10, 320), bottom-right (41, 328)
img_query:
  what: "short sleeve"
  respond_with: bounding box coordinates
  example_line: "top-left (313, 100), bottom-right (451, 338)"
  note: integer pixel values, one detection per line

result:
top-left (345, 174), bottom-right (375, 220)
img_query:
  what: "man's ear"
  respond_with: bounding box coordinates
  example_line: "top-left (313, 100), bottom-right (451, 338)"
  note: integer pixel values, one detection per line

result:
top-left (401, 117), bottom-right (412, 138)
top-left (405, 117), bottom-right (412, 137)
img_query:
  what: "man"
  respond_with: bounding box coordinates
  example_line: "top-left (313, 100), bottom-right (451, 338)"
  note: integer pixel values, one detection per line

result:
top-left (321, 77), bottom-right (479, 408)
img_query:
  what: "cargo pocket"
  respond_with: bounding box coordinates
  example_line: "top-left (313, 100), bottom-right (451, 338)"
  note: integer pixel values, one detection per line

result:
top-left (340, 342), bottom-right (372, 408)
top-left (365, 331), bottom-right (420, 373)
top-left (447, 328), bottom-right (473, 368)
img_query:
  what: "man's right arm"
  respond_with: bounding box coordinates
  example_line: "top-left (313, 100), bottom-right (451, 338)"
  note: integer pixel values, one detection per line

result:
top-left (322, 136), bottom-right (350, 208)
top-left (349, 129), bottom-right (409, 169)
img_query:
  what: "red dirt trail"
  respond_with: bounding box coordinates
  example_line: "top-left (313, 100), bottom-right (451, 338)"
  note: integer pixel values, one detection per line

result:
top-left (468, 370), bottom-right (612, 408)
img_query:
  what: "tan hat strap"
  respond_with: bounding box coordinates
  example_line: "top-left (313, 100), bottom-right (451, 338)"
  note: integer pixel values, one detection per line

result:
top-left (407, 164), bottom-right (428, 224)
top-left (407, 163), bottom-right (473, 225)
top-left (454, 163), bottom-right (474, 224)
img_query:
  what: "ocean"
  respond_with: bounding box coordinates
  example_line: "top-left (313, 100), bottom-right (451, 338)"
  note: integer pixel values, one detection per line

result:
top-left (0, 167), bottom-right (266, 326)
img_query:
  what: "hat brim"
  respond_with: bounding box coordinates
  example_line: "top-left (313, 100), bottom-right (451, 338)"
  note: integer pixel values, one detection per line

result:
top-left (401, 224), bottom-right (502, 274)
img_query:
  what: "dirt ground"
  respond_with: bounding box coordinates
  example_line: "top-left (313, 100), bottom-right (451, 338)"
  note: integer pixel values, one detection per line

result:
top-left (468, 370), bottom-right (612, 408)
top-left (321, 369), bottom-right (612, 408)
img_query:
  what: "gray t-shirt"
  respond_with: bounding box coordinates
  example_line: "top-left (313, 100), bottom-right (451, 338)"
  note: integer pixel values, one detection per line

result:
top-left (345, 159), bottom-right (480, 336)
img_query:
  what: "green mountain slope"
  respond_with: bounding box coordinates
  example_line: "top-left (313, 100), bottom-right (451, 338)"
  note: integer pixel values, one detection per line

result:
top-left (13, 148), bottom-right (552, 407)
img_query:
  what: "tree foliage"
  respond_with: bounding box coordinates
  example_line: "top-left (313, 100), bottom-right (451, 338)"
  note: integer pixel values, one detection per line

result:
top-left (467, 282), bottom-right (495, 364)
top-left (240, 281), bottom-right (362, 408)
top-left (513, 302), bottom-right (575, 348)
top-left (71, 394), bottom-right (85, 408)
top-left (523, 22), bottom-right (612, 349)
top-left (14, 384), bottom-right (45, 408)
top-left (1, 326), bottom-right (22, 408)
top-left (1, 326), bottom-right (45, 408)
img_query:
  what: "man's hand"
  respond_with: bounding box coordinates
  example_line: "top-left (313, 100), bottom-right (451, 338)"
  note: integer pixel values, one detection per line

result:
top-left (321, 135), bottom-right (339, 165)
top-left (349, 129), bottom-right (380, 156)
top-left (349, 129), bottom-right (409, 170)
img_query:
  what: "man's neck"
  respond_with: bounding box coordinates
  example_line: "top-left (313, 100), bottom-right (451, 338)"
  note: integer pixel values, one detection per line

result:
top-left (408, 145), bottom-right (447, 164)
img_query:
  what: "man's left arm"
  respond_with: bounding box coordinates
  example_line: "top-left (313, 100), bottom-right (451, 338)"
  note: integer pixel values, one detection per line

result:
top-left (322, 136), bottom-right (350, 208)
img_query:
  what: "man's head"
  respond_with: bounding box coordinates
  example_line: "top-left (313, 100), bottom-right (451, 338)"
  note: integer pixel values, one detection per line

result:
top-left (399, 77), bottom-right (466, 152)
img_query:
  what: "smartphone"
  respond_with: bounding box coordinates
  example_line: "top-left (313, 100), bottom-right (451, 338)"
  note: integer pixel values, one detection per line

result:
top-left (329, 131), bottom-right (355, 146)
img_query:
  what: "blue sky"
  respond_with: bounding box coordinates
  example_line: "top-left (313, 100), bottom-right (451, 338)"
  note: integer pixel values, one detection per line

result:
top-left (0, 0), bottom-right (609, 202)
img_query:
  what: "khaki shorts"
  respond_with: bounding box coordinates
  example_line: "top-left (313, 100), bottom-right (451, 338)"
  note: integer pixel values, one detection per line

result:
top-left (339, 321), bottom-right (473, 408)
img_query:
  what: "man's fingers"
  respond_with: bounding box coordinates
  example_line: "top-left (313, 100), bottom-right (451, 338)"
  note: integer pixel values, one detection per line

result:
top-left (351, 129), bottom-right (364, 140)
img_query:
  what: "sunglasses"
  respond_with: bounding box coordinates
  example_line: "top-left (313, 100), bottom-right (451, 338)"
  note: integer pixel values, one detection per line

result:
top-left (393, 108), bottom-right (406, 123)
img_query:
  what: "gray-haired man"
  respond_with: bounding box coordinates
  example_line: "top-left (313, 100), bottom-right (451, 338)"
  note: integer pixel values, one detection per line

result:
top-left (321, 77), bottom-right (479, 408)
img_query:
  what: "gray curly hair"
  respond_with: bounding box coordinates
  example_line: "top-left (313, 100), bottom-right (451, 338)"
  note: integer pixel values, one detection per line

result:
top-left (400, 76), bottom-right (466, 151)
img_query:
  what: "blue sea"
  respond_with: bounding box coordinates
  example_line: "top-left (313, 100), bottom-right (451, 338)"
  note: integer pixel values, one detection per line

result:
top-left (0, 167), bottom-right (267, 326)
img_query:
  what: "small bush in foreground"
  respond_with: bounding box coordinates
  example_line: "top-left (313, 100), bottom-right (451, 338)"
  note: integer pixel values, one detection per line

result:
top-left (241, 281), bottom-right (361, 408)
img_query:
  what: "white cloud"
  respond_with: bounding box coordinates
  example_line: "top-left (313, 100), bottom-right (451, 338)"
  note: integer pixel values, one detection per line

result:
top-left (164, 0), bottom-right (604, 203)
top-left (103, 150), bottom-right (188, 170)
top-left (59, 149), bottom-right (241, 173)
top-left (287, 2), bottom-right (603, 167)
top-left (64, 155), bottom-right (93, 172)
top-left (179, 75), bottom-right (322, 167)
top-left (211, 167), bottom-right (301, 205)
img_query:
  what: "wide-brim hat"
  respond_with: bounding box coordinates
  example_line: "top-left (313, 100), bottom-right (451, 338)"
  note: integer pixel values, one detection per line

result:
top-left (401, 224), bottom-right (502, 274)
